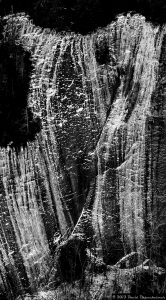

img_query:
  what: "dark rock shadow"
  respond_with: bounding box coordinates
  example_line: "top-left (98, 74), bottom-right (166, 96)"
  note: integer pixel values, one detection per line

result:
top-left (0, 42), bottom-right (41, 148)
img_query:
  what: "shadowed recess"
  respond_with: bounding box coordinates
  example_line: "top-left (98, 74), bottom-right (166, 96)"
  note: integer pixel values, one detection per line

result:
top-left (0, 42), bottom-right (41, 147)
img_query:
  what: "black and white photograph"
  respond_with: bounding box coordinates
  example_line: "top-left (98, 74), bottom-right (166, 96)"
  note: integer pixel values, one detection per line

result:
top-left (0, 1), bottom-right (166, 299)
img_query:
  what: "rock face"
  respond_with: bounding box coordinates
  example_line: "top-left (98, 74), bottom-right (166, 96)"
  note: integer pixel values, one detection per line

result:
top-left (0, 12), bottom-right (166, 297)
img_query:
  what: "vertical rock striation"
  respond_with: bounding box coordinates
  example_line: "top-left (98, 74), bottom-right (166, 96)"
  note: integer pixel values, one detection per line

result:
top-left (92, 17), bottom-right (165, 264)
top-left (0, 12), bottom-right (166, 296)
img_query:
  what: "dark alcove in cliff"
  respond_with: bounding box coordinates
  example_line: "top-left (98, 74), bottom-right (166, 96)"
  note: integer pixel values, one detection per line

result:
top-left (95, 38), bottom-right (110, 65)
top-left (57, 234), bottom-right (87, 282)
top-left (0, 42), bottom-right (41, 147)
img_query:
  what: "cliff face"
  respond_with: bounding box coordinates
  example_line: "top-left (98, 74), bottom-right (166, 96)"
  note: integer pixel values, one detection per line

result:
top-left (92, 19), bottom-right (165, 264)
top-left (0, 13), bottom-right (166, 297)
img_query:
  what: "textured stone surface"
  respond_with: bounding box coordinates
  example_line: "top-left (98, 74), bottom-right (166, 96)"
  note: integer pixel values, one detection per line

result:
top-left (0, 12), bottom-right (166, 296)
